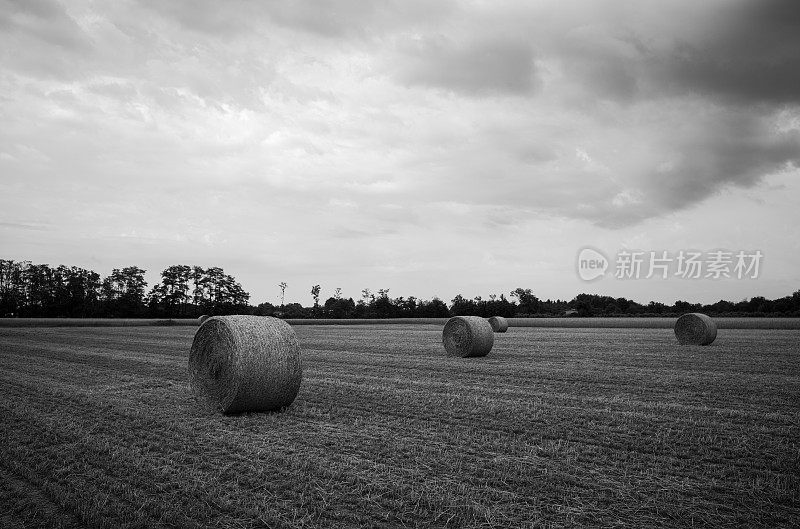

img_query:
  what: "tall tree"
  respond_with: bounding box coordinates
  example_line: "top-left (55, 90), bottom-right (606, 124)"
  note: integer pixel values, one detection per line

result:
top-left (510, 288), bottom-right (540, 315)
top-left (310, 285), bottom-right (321, 308)
top-left (160, 265), bottom-right (192, 316)
top-left (102, 266), bottom-right (148, 317)
top-left (278, 282), bottom-right (287, 307)
top-left (0, 260), bottom-right (26, 316)
top-left (192, 266), bottom-right (208, 307)
top-left (60, 266), bottom-right (102, 317)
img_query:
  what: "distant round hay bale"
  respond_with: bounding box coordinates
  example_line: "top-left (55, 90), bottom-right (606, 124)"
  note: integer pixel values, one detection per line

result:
top-left (189, 315), bottom-right (302, 414)
top-left (198, 314), bottom-right (210, 324)
top-left (442, 316), bottom-right (494, 357)
top-left (487, 316), bottom-right (509, 333)
top-left (674, 313), bottom-right (717, 345)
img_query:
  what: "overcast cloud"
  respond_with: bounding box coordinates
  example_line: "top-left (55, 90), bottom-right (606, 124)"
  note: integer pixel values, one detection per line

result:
top-left (1, 0), bottom-right (798, 305)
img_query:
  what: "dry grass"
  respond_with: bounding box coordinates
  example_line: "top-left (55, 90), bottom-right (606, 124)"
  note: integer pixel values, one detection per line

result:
top-left (1, 317), bottom-right (798, 329)
top-left (0, 318), bottom-right (198, 327)
top-left (189, 316), bottom-right (302, 414)
top-left (509, 317), bottom-right (800, 329)
top-left (286, 318), bottom-right (450, 325)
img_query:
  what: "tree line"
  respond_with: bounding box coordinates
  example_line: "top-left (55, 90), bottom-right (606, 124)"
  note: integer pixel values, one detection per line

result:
top-left (0, 260), bottom-right (249, 318)
top-left (2, 259), bottom-right (799, 318)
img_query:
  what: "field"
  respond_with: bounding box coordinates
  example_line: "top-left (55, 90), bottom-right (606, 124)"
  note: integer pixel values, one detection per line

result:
top-left (3, 317), bottom-right (799, 329)
top-left (1, 324), bottom-right (798, 528)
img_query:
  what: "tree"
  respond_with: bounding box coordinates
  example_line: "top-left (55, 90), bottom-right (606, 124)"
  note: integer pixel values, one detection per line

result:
top-left (373, 289), bottom-right (394, 318)
top-left (253, 301), bottom-right (276, 316)
top-left (161, 265), bottom-right (192, 316)
top-left (450, 294), bottom-right (477, 316)
top-left (200, 267), bottom-right (250, 314)
top-left (510, 288), bottom-right (540, 315)
top-left (417, 298), bottom-right (450, 318)
top-left (278, 282), bottom-right (287, 307)
top-left (23, 263), bottom-right (56, 316)
top-left (147, 265), bottom-right (194, 317)
top-left (0, 260), bottom-right (26, 316)
top-left (101, 266), bottom-right (148, 317)
top-left (61, 266), bottom-right (101, 317)
top-left (311, 285), bottom-right (321, 308)
top-left (191, 266), bottom-right (208, 307)
top-left (324, 296), bottom-right (356, 318)
top-left (395, 296), bottom-right (417, 318)
top-left (281, 302), bottom-right (307, 318)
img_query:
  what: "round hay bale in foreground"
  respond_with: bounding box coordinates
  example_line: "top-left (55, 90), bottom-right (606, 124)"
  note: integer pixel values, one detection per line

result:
top-left (198, 314), bottom-right (210, 324)
top-left (189, 315), bottom-right (302, 414)
top-left (674, 313), bottom-right (717, 345)
top-left (487, 316), bottom-right (509, 333)
top-left (442, 316), bottom-right (494, 357)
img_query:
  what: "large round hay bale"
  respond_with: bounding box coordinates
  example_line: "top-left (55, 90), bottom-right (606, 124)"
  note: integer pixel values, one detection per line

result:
top-left (198, 314), bottom-right (210, 324)
top-left (674, 313), bottom-right (717, 345)
top-left (189, 315), bottom-right (302, 414)
top-left (487, 316), bottom-right (509, 333)
top-left (442, 316), bottom-right (494, 357)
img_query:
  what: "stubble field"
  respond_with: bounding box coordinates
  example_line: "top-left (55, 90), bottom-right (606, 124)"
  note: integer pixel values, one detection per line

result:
top-left (1, 324), bottom-right (798, 528)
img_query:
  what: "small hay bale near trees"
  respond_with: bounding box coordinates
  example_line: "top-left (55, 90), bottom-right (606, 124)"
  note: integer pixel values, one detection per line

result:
top-left (442, 316), bottom-right (494, 357)
top-left (674, 313), bottom-right (717, 345)
top-left (189, 315), bottom-right (302, 414)
top-left (487, 316), bottom-right (509, 333)
top-left (198, 315), bottom-right (210, 324)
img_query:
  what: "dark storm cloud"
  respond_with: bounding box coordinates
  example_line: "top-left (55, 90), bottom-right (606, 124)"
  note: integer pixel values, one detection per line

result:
top-left (652, 119), bottom-right (800, 211)
top-left (398, 37), bottom-right (538, 96)
top-left (589, 111), bottom-right (800, 229)
top-left (659, 0), bottom-right (800, 104)
top-left (555, 25), bottom-right (646, 104)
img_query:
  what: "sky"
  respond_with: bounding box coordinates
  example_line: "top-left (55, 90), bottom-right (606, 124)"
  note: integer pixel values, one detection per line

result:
top-left (1, 0), bottom-right (799, 306)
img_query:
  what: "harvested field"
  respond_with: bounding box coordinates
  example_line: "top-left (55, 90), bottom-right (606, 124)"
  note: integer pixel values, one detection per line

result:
top-left (508, 317), bottom-right (800, 329)
top-left (0, 318), bottom-right (198, 328)
top-left (1, 325), bottom-right (798, 527)
top-left (2, 317), bottom-right (799, 329)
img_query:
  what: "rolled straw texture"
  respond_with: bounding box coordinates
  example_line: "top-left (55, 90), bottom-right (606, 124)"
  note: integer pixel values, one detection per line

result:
top-left (198, 315), bottom-right (210, 324)
top-left (189, 315), bottom-right (302, 413)
top-left (487, 316), bottom-right (509, 333)
top-left (674, 313), bottom-right (717, 345)
top-left (442, 316), bottom-right (494, 357)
